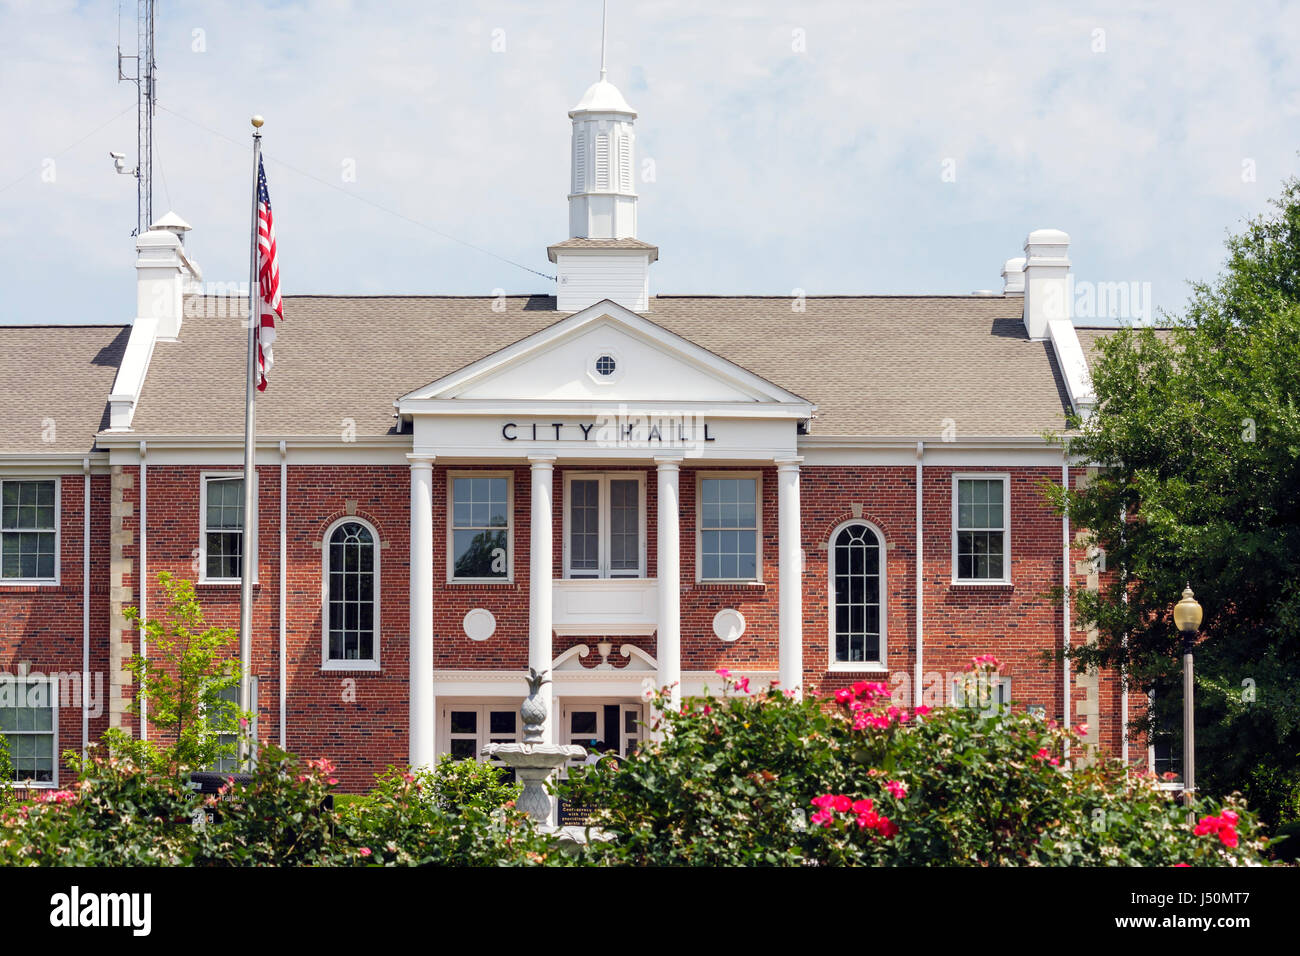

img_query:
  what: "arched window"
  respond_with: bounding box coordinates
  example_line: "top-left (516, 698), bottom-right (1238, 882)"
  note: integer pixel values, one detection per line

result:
top-left (322, 518), bottom-right (380, 670)
top-left (829, 521), bottom-right (886, 668)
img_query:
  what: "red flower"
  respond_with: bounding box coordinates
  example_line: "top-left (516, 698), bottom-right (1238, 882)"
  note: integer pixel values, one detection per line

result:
top-left (810, 809), bottom-right (834, 828)
top-left (914, 704), bottom-right (932, 716)
top-left (851, 680), bottom-right (870, 697)
top-left (884, 780), bottom-right (908, 800)
top-left (834, 688), bottom-right (854, 704)
top-left (810, 794), bottom-right (836, 809)
top-left (851, 798), bottom-right (873, 814)
top-left (1173, 862), bottom-right (1190, 867)
top-left (832, 795), bottom-right (852, 812)
top-left (359, 847), bottom-right (372, 857)
top-left (735, 676), bottom-right (750, 693)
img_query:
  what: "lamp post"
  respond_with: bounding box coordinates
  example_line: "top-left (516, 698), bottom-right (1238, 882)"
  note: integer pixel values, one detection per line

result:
top-left (1172, 584), bottom-right (1203, 811)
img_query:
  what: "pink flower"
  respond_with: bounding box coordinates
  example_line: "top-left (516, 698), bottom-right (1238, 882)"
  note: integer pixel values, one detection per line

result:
top-left (855, 811), bottom-right (878, 829)
top-left (914, 704), bottom-right (931, 716)
top-left (735, 676), bottom-right (750, 694)
top-left (1032, 748), bottom-right (1050, 761)
top-left (402, 772), bottom-right (415, 784)
top-left (238, 717), bottom-right (250, 730)
top-left (1075, 723), bottom-right (1088, 737)
top-left (1220, 810), bottom-right (1239, 826)
top-left (851, 680), bottom-right (870, 697)
top-left (701, 705), bottom-right (712, 715)
top-left (831, 795), bottom-right (852, 813)
top-left (327, 777), bottom-right (339, 786)
top-left (715, 668), bottom-right (731, 678)
top-left (876, 816), bottom-right (900, 838)
top-left (359, 847), bottom-right (372, 857)
top-left (810, 794), bottom-right (836, 809)
top-left (810, 810), bottom-right (834, 828)
top-left (834, 688), bottom-right (854, 704)
top-left (1173, 862), bottom-right (1190, 867)
top-left (884, 780), bottom-right (908, 800)
top-left (1219, 828), bottom-right (1239, 849)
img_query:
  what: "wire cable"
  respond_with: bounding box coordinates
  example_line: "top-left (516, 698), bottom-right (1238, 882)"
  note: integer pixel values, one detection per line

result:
top-left (0, 105), bottom-right (136, 196)
top-left (157, 103), bottom-right (557, 283)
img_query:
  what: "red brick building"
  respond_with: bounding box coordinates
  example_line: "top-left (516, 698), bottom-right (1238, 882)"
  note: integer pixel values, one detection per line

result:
top-left (0, 68), bottom-right (1144, 792)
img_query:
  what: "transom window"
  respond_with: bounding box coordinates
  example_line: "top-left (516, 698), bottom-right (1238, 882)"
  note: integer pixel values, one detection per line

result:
top-left (697, 475), bottom-right (759, 581)
top-left (1, 479), bottom-right (57, 581)
top-left (830, 521), bottom-right (885, 667)
top-left (201, 475), bottom-right (246, 582)
top-left (595, 354), bottom-right (616, 376)
top-left (449, 474), bottom-right (512, 581)
top-left (323, 518), bottom-right (379, 669)
top-left (0, 678), bottom-right (56, 785)
top-left (953, 475), bottom-right (1010, 583)
top-left (563, 473), bottom-right (646, 579)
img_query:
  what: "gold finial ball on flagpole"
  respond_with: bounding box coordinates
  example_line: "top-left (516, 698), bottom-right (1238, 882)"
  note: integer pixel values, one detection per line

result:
top-left (251, 115), bottom-right (265, 128)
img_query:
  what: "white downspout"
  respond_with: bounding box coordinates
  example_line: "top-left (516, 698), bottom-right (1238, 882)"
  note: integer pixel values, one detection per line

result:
top-left (279, 440), bottom-right (287, 749)
top-left (914, 441), bottom-right (924, 707)
top-left (1062, 458), bottom-right (1071, 761)
top-left (139, 440), bottom-right (148, 741)
top-left (82, 458), bottom-right (90, 758)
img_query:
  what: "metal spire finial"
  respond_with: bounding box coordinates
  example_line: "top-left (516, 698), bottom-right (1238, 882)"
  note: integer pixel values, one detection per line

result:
top-left (599, 0), bottom-right (608, 81)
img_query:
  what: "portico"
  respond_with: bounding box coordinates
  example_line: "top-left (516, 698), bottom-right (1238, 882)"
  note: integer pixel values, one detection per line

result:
top-left (397, 300), bottom-right (814, 765)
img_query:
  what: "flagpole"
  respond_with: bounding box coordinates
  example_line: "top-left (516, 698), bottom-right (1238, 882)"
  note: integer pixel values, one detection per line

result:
top-left (239, 115), bottom-right (264, 766)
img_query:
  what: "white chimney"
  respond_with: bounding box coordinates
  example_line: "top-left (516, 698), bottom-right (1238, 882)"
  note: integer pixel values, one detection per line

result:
top-left (108, 212), bottom-right (202, 429)
top-left (136, 211), bottom-right (201, 340)
top-left (1001, 256), bottom-right (1025, 295)
top-left (1021, 228), bottom-right (1069, 340)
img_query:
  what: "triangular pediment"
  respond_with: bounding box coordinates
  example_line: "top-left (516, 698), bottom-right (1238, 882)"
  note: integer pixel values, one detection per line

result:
top-left (398, 299), bottom-right (811, 410)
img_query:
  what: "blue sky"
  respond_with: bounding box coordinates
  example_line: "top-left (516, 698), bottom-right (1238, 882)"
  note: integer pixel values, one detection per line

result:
top-left (1, 0), bottom-right (1297, 326)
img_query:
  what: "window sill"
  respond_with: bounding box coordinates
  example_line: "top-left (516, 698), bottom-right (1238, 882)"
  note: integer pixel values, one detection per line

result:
top-left (443, 580), bottom-right (518, 588)
top-left (0, 580), bottom-right (61, 591)
top-left (691, 582), bottom-right (766, 592)
top-left (198, 581), bottom-right (261, 589)
top-left (827, 663), bottom-right (889, 673)
top-left (949, 580), bottom-right (1013, 589)
top-left (321, 661), bottom-right (381, 673)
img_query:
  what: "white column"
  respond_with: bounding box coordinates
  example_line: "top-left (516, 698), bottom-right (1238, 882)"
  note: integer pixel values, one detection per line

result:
top-left (776, 458), bottom-right (804, 698)
top-left (529, 456), bottom-right (556, 745)
top-left (408, 455), bottom-right (435, 768)
top-left (655, 458), bottom-right (682, 708)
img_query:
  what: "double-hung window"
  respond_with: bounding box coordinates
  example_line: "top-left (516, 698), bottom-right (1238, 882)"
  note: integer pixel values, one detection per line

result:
top-left (1, 479), bottom-right (57, 582)
top-left (0, 677), bottom-right (57, 785)
top-left (448, 474), bottom-right (512, 581)
top-left (952, 474), bottom-right (1010, 583)
top-left (201, 474), bottom-right (250, 583)
top-left (563, 473), bottom-right (646, 579)
top-left (697, 475), bottom-right (760, 582)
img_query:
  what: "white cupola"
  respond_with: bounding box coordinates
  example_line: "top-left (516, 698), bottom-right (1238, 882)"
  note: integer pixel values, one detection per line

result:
top-left (552, 4), bottom-right (656, 313)
top-left (567, 74), bottom-right (638, 239)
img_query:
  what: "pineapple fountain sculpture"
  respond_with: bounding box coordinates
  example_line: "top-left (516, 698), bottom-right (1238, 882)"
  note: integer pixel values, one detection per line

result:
top-left (481, 668), bottom-right (587, 824)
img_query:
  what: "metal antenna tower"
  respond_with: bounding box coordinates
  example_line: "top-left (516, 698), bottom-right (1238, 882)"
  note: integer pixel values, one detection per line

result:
top-left (117, 0), bottom-right (157, 235)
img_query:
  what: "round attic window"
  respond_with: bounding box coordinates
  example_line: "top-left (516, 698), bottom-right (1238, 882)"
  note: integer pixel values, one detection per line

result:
top-left (586, 349), bottom-right (623, 385)
top-left (595, 354), bottom-right (617, 376)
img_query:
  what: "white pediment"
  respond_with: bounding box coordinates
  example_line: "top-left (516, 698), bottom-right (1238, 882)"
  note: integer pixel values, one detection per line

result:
top-left (398, 299), bottom-right (810, 410)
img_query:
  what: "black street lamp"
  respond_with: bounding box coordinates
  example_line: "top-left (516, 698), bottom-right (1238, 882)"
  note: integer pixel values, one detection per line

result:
top-left (1173, 584), bottom-right (1203, 811)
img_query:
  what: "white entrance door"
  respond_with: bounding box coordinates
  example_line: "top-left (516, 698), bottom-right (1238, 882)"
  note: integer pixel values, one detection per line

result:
top-left (561, 700), bottom-right (645, 764)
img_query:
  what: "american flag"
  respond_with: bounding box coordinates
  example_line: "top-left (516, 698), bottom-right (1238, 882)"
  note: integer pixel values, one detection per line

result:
top-left (255, 157), bottom-right (282, 391)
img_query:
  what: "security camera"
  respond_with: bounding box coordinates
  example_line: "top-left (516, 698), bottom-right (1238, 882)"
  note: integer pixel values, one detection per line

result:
top-left (109, 151), bottom-right (132, 174)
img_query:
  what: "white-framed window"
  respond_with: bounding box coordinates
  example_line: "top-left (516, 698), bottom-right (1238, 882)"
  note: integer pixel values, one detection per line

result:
top-left (440, 701), bottom-right (523, 780)
top-left (199, 472), bottom-right (256, 584)
top-left (828, 520), bottom-right (887, 670)
top-left (952, 675), bottom-right (1011, 716)
top-left (0, 477), bottom-right (59, 583)
top-left (447, 472), bottom-right (513, 582)
top-left (1148, 686), bottom-right (1184, 790)
top-left (563, 472), bottom-right (647, 579)
top-left (561, 700), bottom-right (645, 765)
top-left (0, 676), bottom-right (58, 786)
top-left (322, 517), bottom-right (380, 671)
top-left (951, 473), bottom-right (1011, 584)
top-left (206, 677), bottom-right (256, 774)
top-left (696, 473), bottom-right (761, 582)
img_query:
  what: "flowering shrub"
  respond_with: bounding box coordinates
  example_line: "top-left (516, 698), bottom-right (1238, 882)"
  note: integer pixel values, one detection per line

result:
top-left (557, 661), bottom-right (1271, 866)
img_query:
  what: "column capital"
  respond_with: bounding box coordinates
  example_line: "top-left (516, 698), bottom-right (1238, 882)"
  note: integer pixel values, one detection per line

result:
top-left (527, 455), bottom-right (557, 468)
top-left (406, 453), bottom-right (436, 468)
top-left (774, 456), bottom-right (804, 472)
top-left (654, 456), bottom-right (684, 470)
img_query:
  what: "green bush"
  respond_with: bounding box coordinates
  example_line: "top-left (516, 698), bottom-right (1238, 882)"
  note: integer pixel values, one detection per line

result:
top-left (558, 662), bottom-right (1272, 866)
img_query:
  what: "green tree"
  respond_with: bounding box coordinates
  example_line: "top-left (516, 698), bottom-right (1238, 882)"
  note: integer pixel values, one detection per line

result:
top-left (122, 571), bottom-right (245, 772)
top-left (1048, 174), bottom-right (1300, 825)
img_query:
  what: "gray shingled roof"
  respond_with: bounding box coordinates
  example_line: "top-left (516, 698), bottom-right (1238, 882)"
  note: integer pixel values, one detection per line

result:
top-left (0, 325), bottom-right (129, 453)
top-left (123, 295), bottom-right (1071, 439)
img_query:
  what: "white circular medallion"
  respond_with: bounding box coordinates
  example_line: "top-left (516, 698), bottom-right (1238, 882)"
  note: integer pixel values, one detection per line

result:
top-left (463, 608), bottom-right (497, 642)
top-left (712, 608), bottom-right (746, 642)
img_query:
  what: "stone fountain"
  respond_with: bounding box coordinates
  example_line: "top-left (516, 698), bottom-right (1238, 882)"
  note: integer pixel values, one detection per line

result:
top-left (481, 668), bottom-right (586, 824)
